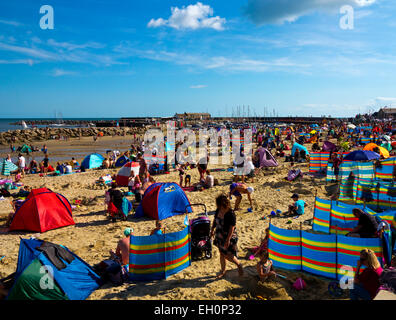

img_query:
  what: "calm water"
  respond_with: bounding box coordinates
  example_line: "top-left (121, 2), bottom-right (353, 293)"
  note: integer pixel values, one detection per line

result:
top-left (0, 118), bottom-right (118, 132)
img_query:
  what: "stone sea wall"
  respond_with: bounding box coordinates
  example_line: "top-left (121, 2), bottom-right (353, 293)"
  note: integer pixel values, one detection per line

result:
top-left (0, 127), bottom-right (147, 145)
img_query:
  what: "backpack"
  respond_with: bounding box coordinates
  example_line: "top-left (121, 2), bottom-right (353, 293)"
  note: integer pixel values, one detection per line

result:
top-left (379, 269), bottom-right (396, 293)
top-left (0, 188), bottom-right (11, 198)
top-left (94, 259), bottom-right (128, 286)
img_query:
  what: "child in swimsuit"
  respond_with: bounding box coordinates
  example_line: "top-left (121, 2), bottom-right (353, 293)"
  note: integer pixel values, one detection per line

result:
top-left (257, 251), bottom-right (276, 282)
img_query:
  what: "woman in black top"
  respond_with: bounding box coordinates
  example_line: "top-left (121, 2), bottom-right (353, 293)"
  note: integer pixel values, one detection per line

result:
top-left (210, 194), bottom-right (243, 279)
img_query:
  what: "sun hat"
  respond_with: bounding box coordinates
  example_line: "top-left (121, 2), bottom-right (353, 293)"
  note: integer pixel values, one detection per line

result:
top-left (124, 227), bottom-right (133, 237)
top-left (247, 187), bottom-right (254, 194)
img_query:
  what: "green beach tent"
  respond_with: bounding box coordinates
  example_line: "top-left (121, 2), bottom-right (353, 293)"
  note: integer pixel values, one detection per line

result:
top-left (20, 144), bottom-right (32, 154)
top-left (7, 239), bottom-right (102, 300)
top-left (0, 159), bottom-right (18, 176)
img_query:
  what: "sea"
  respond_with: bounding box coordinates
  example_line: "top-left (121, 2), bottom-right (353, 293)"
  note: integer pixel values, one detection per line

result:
top-left (0, 118), bottom-right (118, 132)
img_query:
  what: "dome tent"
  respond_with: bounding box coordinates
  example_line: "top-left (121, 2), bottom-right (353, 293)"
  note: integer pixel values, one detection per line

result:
top-left (135, 182), bottom-right (192, 220)
top-left (7, 238), bottom-right (101, 300)
top-left (115, 155), bottom-right (130, 168)
top-left (81, 153), bottom-right (104, 169)
top-left (116, 162), bottom-right (140, 187)
top-left (9, 188), bottom-right (75, 233)
top-left (257, 148), bottom-right (278, 167)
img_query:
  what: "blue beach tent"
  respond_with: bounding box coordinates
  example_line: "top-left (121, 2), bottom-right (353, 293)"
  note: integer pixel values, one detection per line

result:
top-left (135, 182), bottom-right (192, 220)
top-left (81, 153), bottom-right (104, 169)
top-left (7, 238), bottom-right (102, 300)
top-left (115, 155), bottom-right (130, 168)
top-left (291, 143), bottom-right (310, 156)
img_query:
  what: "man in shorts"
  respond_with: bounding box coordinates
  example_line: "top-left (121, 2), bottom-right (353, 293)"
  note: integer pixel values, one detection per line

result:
top-left (229, 183), bottom-right (254, 211)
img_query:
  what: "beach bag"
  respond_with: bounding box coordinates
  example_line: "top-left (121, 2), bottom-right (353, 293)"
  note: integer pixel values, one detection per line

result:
top-left (287, 169), bottom-right (302, 181)
top-left (94, 259), bottom-right (128, 286)
top-left (293, 278), bottom-right (306, 291)
top-left (0, 188), bottom-right (11, 197)
top-left (379, 269), bottom-right (396, 293)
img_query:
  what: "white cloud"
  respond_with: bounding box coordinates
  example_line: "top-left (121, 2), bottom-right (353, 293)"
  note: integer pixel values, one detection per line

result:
top-left (0, 19), bottom-right (22, 27)
top-left (243, 0), bottom-right (377, 25)
top-left (52, 69), bottom-right (77, 77)
top-left (374, 97), bottom-right (396, 106)
top-left (0, 59), bottom-right (34, 66)
top-left (190, 84), bottom-right (207, 89)
top-left (47, 39), bottom-right (105, 51)
top-left (148, 2), bottom-right (226, 31)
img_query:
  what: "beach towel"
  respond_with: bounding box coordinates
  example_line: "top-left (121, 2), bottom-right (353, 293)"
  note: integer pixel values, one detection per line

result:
top-left (182, 186), bottom-right (195, 192)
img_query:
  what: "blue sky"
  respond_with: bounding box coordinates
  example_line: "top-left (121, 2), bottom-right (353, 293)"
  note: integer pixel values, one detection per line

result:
top-left (0, 0), bottom-right (395, 118)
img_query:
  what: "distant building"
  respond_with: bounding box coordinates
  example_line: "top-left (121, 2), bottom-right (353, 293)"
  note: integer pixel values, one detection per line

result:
top-left (174, 113), bottom-right (211, 121)
top-left (376, 107), bottom-right (396, 119)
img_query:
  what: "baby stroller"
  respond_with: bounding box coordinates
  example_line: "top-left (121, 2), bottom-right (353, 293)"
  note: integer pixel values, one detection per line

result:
top-left (187, 204), bottom-right (212, 261)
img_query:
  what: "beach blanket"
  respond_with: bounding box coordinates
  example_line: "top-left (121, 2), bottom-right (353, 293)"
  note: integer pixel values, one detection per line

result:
top-left (182, 186), bottom-right (196, 192)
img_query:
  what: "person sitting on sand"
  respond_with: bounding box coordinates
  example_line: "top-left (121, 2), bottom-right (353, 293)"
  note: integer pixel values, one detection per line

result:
top-left (65, 163), bottom-right (73, 174)
top-left (204, 170), bottom-right (214, 189)
top-left (185, 173), bottom-right (191, 188)
top-left (350, 248), bottom-right (383, 300)
top-left (150, 220), bottom-right (165, 235)
top-left (256, 251), bottom-right (276, 282)
top-left (14, 169), bottom-right (22, 183)
top-left (247, 228), bottom-right (270, 258)
top-left (210, 194), bottom-right (243, 279)
top-left (108, 183), bottom-right (124, 222)
top-left (347, 208), bottom-right (379, 238)
top-left (110, 227), bottom-right (133, 271)
top-left (70, 157), bottom-right (78, 169)
top-left (229, 183), bottom-right (254, 211)
top-left (29, 159), bottom-right (39, 174)
top-left (102, 158), bottom-right (110, 169)
top-left (286, 193), bottom-right (306, 217)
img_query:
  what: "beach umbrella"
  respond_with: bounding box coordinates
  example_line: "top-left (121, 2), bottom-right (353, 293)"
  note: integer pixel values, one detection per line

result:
top-left (363, 143), bottom-right (390, 158)
top-left (377, 146), bottom-right (390, 159)
top-left (116, 162), bottom-right (140, 187)
top-left (0, 159), bottom-right (18, 176)
top-left (310, 130), bottom-right (317, 135)
top-left (363, 143), bottom-right (379, 151)
top-left (343, 150), bottom-right (380, 161)
top-left (347, 124), bottom-right (356, 129)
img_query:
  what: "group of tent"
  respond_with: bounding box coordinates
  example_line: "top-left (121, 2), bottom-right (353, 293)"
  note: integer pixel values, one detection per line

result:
top-left (4, 181), bottom-right (194, 300)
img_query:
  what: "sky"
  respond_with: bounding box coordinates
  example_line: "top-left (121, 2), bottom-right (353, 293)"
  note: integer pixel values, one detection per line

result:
top-left (0, 0), bottom-right (396, 118)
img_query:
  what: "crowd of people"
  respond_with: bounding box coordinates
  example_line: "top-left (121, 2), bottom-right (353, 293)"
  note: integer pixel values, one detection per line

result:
top-left (1, 118), bottom-right (395, 301)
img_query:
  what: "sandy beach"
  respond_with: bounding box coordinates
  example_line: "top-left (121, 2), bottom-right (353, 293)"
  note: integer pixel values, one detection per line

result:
top-left (0, 133), bottom-right (344, 300)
